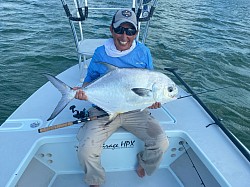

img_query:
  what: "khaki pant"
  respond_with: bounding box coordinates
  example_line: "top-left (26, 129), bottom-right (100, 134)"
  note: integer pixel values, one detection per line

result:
top-left (77, 107), bottom-right (169, 185)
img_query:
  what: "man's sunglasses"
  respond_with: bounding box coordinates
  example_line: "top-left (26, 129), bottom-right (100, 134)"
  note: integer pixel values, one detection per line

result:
top-left (113, 26), bottom-right (137, 36)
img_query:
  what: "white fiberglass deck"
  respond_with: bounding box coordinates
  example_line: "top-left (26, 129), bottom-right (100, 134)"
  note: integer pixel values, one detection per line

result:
top-left (14, 132), bottom-right (221, 187)
top-left (52, 169), bottom-right (180, 187)
top-left (1, 64), bottom-right (250, 187)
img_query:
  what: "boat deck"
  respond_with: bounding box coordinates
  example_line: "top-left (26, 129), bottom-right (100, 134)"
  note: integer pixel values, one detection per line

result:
top-left (14, 131), bottom-right (221, 187)
top-left (52, 169), bottom-right (180, 187)
top-left (1, 63), bottom-right (250, 187)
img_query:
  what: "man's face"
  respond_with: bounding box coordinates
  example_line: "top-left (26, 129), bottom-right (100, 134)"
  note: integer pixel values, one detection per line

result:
top-left (110, 22), bottom-right (138, 51)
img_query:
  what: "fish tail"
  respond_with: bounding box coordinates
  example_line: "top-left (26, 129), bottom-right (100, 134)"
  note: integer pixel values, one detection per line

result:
top-left (44, 74), bottom-right (75, 121)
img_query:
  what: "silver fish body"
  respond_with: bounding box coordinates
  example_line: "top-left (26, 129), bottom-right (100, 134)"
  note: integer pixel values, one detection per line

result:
top-left (46, 67), bottom-right (178, 121)
top-left (84, 68), bottom-right (177, 117)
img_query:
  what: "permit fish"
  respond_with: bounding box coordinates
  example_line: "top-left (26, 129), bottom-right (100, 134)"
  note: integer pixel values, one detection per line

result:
top-left (45, 65), bottom-right (178, 121)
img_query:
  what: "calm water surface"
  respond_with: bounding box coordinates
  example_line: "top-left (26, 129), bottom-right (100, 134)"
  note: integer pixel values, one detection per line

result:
top-left (0, 0), bottom-right (249, 149)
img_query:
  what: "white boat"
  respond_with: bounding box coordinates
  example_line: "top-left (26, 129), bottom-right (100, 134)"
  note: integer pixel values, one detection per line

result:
top-left (0, 0), bottom-right (249, 186)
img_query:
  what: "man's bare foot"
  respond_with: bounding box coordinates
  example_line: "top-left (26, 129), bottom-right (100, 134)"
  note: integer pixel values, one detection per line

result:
top-left (137, 164), bottom-right (146, 178)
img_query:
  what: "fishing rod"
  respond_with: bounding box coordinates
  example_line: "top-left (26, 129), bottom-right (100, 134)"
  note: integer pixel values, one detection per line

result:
top-left (177, 85), bottom-right (231, 99)
top-left (38, 113), bottom-right (108, 133)
top-left (38, 119), bottom-right (85, 133)
top-left (164, 67), bottom-right (250, 162)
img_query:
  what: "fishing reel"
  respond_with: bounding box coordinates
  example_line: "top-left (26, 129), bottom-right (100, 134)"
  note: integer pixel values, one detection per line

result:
top-left (69, 105), bottom-right (89, 119)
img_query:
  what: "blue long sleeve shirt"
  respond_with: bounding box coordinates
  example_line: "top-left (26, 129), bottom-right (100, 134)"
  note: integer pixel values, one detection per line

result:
top-left (84, 41), bottom-right (153, 83)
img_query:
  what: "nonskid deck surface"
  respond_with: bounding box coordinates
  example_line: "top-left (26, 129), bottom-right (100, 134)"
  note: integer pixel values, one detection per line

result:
top-left (52, 168), bottom-right (181, 187)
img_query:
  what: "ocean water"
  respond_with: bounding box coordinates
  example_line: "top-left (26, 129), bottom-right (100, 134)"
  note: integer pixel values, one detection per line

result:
top-left (0, 0), bottom-right (249, 149)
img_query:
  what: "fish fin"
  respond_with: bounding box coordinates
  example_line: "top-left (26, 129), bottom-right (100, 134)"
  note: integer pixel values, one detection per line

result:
top-left (44, 74), bottom-right (73, 95)
top-left (97, 62), bottom-right (118, 72)
top-left (44, 74), bottom-right (75, 121)
top-left (47, 96), bottom-right (72, 121)
top-left (131, 88), bottom-right (152, 97)
top-left (104, 113), bottom-right (118, 126)
top-left (152, 83), bottom-right (159, 101)
top-left (108, 113), bottom-right (118, 120)
top-left (152, 82), bottom-right (163, 102)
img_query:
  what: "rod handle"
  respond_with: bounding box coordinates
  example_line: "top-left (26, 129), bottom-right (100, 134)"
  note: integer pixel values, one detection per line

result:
top-left (38, 121), bottom-right (74, 133)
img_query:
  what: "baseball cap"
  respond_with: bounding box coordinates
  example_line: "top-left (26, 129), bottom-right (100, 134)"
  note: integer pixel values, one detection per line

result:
top-left (112, 9), bottom-right (138, 30)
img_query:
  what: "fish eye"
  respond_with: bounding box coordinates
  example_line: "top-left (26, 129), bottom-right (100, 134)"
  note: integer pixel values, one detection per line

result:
top-left (168, 86), bottom-right (174, 92)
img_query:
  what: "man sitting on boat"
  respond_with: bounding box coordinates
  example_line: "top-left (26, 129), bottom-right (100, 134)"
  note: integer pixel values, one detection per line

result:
top-left (75, 8), bottom-right (169, 187)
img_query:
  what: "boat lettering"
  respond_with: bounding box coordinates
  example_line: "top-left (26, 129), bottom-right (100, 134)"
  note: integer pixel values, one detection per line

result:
top-left (103, 140), bottom-right (136, 150)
